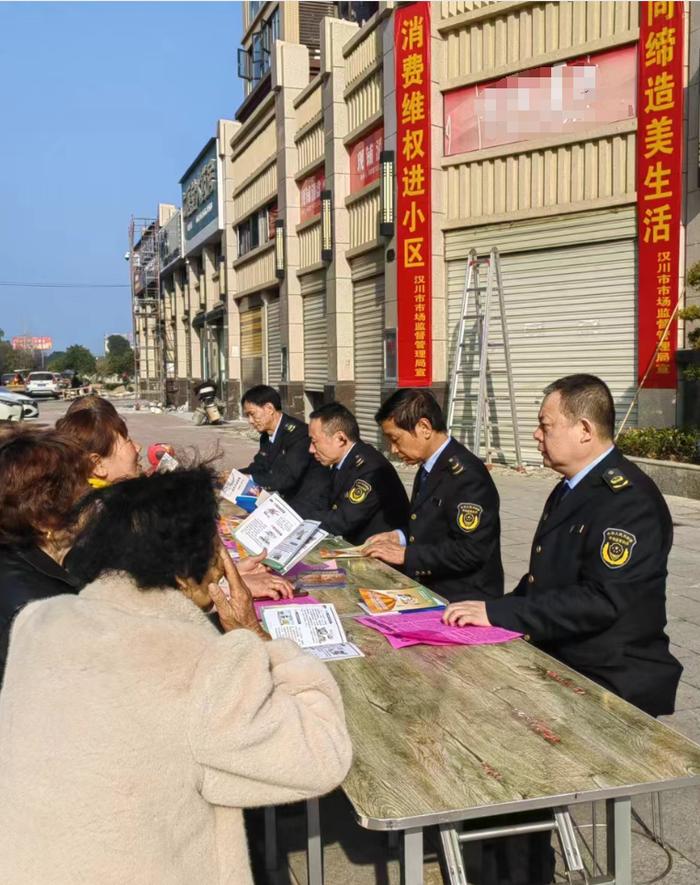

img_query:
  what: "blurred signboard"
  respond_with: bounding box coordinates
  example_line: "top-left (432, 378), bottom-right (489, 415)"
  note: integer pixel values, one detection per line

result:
top-left (12, 336), bottom-right (53, 351)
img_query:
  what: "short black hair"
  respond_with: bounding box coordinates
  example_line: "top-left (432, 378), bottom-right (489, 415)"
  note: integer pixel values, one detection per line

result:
top-left (67, 467), bottom-right (219, 590)
top-left (309, 402), bottom-right (360, 442)
top-left (375, 388), bottom-right (447, 433)
top-left (241, 385), bottom-right (281, 410)
top-left (543, 374), bottom-right (615, 440)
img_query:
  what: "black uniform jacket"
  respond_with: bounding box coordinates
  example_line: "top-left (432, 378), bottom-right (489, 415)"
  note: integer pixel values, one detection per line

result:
top-left (485, 448), bottom-right (682, 717)
top-left (241, 413), bottom-right (331, 513)
top-left (301, 440), bottom-right (410, 546)
top-left (401, 438), bottom-right (504, 603)
top-left (0, 545), bottom-right (82, 685)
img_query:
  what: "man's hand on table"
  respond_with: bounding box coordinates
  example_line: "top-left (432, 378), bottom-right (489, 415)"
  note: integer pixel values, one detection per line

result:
top-left (443, 601), bottom-right (491, 627)
top-left (363, 538), bottom-right (406, 566)
top-left (365, 530), bottom-right (402, 546)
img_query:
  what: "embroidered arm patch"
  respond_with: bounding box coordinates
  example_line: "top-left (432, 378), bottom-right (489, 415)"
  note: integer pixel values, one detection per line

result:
top-left (457, 503), bottom-right (482, 533)
top-left (600, 527), bottom-right (637, 569)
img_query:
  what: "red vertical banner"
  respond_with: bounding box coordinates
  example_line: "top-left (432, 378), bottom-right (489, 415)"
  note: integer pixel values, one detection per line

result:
top-left (395, 2), bottom-right (432, 387)
top-left (637, 0), bottom-right (683, 388)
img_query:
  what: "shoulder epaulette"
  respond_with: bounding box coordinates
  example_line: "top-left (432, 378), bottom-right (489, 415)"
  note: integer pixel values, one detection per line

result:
top-left (447, 455), bottom-right (464, 476)
top-left (602, 467), bottom-right (632, 493)
top-left (354, 454), bottom-right (365, 468)
top-left (285, 422), bottom-right (297, 433)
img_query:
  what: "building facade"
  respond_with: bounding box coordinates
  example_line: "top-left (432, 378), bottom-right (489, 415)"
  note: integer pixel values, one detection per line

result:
top-left (137, 1), bottom-right (694, 462)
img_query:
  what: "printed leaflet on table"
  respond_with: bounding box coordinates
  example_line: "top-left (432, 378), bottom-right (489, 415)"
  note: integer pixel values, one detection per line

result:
top-left (357, 610), bottom-right (522, 649)
top-left (262, 603), bottom-right (364, 660)
top-left (358, 584), bottom-right (444, 615)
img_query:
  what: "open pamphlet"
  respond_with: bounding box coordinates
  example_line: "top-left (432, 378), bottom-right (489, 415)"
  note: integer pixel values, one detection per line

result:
top-left (233, 493), bottom-right (328, 573)
top-left (221, 468), bottom-right (264, 504)
top-left (261, 603), bottom-right (364, 660)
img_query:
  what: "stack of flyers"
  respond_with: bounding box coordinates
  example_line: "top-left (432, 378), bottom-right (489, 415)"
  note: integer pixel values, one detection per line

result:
top-left (357, 585), bottom-right (444, 615)
top-left (294, 569), bottom-right (348, 592)
top-left (319, 545), bottom-right (367, 560)
top-left (356, 610), bottom-right (522, 649)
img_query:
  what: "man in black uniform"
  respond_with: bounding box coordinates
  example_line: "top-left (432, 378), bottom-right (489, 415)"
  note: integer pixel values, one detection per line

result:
top-left (299, 402), bottom-right (409, 545)
top-left (239, 385), bottom-right (330, 513)
top-left (444, 374), bottom-right (683, 885)
top-left (444, 374), bottom-right (682, 717)
top-left (364, 388), bottom-right (503, 602)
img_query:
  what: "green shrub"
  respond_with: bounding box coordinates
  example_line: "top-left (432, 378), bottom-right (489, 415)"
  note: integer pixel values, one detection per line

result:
top-left (616, 427), bottom-right (699, 464)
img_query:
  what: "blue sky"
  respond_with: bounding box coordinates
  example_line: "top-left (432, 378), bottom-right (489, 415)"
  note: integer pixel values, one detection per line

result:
top-left (0, 1), bottom-right (243, 354)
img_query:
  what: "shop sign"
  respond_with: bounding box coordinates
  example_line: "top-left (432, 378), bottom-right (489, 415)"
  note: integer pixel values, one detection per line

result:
top-left (299, 168), bottom-right (325, 223)
top-left (11, 336), bottom-right (53, 352)
top-left (395, 2), bottom-right (432, 386)
top-left (444, 46), bottom-right (636, 157)
top-left (349, 126), bottom-right (383, 193)
top-left (159, 211), bottom-right (182, 271)
top-left (637, 0), bottom-right (683, 388)
top-left (181, 140), bottom-right (219, 250)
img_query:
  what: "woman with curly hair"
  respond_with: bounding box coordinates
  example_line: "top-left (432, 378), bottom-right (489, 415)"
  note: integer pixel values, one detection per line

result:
top-left (0, 467), bottom-right (352, 884)
top-left (0, 428), bottom-right (92, 684)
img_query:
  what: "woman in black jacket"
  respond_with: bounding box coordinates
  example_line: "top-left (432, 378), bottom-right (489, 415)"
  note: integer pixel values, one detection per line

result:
top-left (0, 428), bottom-right (92, 684)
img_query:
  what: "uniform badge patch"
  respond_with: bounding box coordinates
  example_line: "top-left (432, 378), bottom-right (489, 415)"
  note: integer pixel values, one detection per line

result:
top-left (603, 468), bottom-right (631, 492)
top-left (600, 527), bottom-right (637, 569)
top-left (448, 456), bottom-right (464, 476)
top-left (348, 479), bottom-right (372, 504)
top-left (285, 423), bottom-right (296, 433)
top-left (457, 503), bottom-right (483, 533)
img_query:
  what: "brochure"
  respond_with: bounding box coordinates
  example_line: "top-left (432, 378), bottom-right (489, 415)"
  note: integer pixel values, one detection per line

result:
top-left (357, 610), bottom-right (522, 649)
top-left (307, 643), bottom-right (365, 661)
top-left (233, 493), bottom-right (328, 574)
top-left (357, 585), bottom-right (444, 615)
top-left (319, 545), bottom-right (367, 560)
top-left (294, 569), bottom-right (348, 591)
top-left (221, 468), bottom-right (262, 504)
top-left (262, 603), bottom-right (347, 648)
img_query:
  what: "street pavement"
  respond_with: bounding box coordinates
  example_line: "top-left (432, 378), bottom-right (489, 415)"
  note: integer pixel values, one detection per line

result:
top-left (35, 398), bottom-right (700, 883)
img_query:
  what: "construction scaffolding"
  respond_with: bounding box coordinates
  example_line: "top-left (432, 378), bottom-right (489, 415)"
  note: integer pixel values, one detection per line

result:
top-left (128, 216), bottom-right (164, 402)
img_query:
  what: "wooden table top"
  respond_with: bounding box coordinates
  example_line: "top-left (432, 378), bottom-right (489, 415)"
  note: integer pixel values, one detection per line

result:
top-left (222, 508), bottom-right (700, 831)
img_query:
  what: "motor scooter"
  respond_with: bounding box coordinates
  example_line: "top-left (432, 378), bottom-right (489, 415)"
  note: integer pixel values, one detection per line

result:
top-left (192, 380), bottom-right (223, 425)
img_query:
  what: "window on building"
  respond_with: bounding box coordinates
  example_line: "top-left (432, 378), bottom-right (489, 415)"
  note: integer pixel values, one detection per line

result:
top-left (237, 204), bottom-right (276, 257)
top-left (239, 7), bottom-right (279, 93)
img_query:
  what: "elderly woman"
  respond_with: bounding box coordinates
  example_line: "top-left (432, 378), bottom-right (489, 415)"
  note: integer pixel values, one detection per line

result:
top-left (0, 428), bottom-right (92, 683)
top-left (0, 467), bottom-right (352, 884)
top-left (55, 396), bottom-right (142, 485)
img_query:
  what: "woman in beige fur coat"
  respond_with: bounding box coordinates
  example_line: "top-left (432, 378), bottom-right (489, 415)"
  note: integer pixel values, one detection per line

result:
top-left (0, 467), bottom-right (352, 884)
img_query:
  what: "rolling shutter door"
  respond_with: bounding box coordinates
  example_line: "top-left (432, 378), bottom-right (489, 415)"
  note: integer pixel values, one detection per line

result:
top-left (240, 307), bottom-right (263, 392)
top-left (266, 297), bottom-right (281, 386)
top-left (303, 288), bottom-right (327, 391)
top-left (354, 275), bottom-right (384, 445)
top-left (446, 209), bottom-right (637, 465)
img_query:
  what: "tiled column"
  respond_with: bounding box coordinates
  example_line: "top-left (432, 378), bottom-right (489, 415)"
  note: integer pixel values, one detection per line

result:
top-left (274, 40), bottom-right (310, 417)
top-left (321, 17), bottom-right (359, 409)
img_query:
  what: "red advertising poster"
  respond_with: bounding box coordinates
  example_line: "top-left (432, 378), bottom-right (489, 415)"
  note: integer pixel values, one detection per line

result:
top-left (444, 45), bottom-right (636, 156)
top-left (349, 126), bottom-right (384, 193)
top-left (299, 168), bottom-right (325, 223)
top-left (637, 0), bottom-right (683, 388)
top-left (11, 336), bottom-right (53, 352)
top-left (395, 2), bottom-right (431, 387)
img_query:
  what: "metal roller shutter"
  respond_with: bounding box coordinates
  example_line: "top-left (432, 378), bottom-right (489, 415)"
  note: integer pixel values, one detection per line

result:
top-left (303, 288), bottom-right (328, 391)
top-left (266, 297), bottom-right (281, 386)
top-left (240, 307), bottom-right (263, 392)
top-left (447, 210), bottom-right (637, 465)
top-left (354, 275), bottom-right (384, 445)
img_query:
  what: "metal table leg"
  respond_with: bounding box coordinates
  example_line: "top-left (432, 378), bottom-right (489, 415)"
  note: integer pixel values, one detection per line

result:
top-left (439, 824), bottom-right (469, 884)
top-left (264, 806), bottom-right (278, 872)
top-left (307, 797), bottom-right (324, 885)
top-left (401, 827), bottom-right (424, 885)
top-left (606, 797), bottom-right (632, 885)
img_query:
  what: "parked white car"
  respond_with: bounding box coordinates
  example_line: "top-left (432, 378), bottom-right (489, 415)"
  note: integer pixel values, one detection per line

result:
top-left (0, 386), bottom-right (39, 419)
top-left (26, 371), bottom-right (60, 399)
top-left (0, 391), bottom-right (24, 421)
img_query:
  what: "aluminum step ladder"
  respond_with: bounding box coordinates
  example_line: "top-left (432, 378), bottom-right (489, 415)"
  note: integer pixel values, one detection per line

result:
top-left (446, 247), bottom-right (523, 470)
